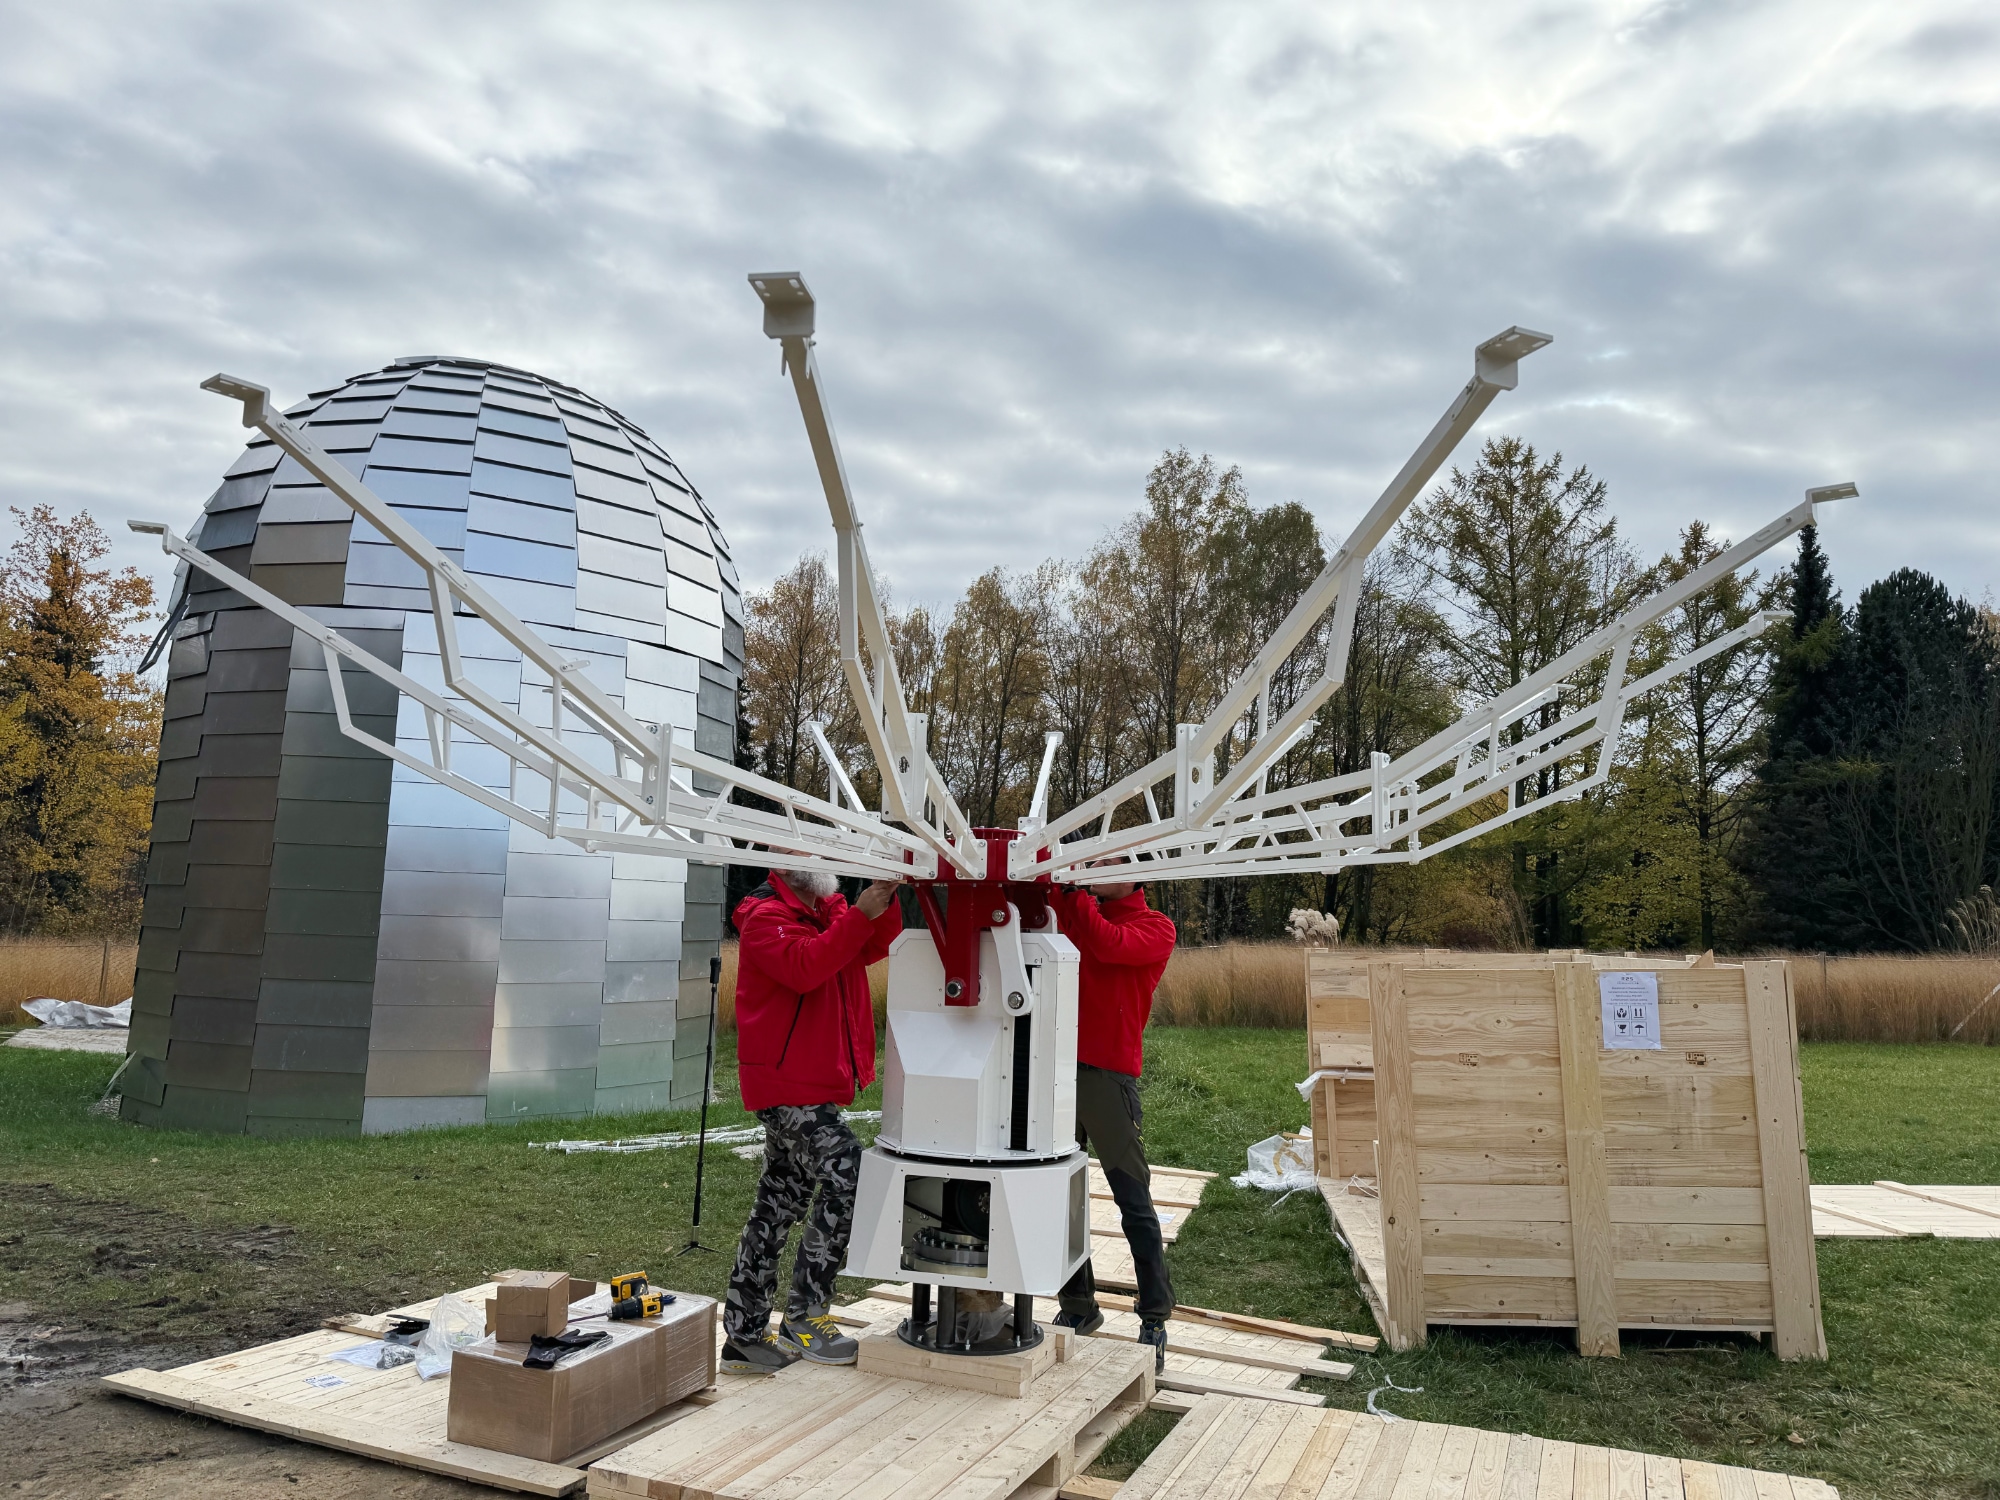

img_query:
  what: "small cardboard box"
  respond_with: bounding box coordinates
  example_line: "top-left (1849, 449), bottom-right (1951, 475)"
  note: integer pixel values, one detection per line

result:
top-left (448, 1292), bottom-right (717, 1463)
top-left (493, 1270), bottom-right (570, 1339)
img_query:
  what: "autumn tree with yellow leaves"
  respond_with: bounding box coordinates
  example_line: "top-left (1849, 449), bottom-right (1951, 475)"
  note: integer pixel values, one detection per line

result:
top-left (0, 507), bottom-right (161, 934)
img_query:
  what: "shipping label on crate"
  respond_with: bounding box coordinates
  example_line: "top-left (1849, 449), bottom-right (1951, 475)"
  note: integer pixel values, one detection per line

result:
top-left (1597, 970), bottom-right (1662, 1049)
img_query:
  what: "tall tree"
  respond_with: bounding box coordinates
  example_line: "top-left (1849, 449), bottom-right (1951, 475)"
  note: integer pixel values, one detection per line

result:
top-left (1735, 526), bottom-right (1859, 948)
top-left (929, 566), bottom-right (1054, 827)
top-left (1092, 449), bottom-right (1244, 770)
top-left (1831, 570), bottom-right (2000, 949)
top-left (739, 553), bottom-right (851, 799)
top-left (1578, 522), bottom-right (1776, 949)
top-left (0, 506), bottom-right (159, 933)
top-left (1396, 437), bottom-right (1643, 944)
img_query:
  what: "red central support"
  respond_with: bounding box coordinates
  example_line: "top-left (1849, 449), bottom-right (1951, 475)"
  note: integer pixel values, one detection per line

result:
top-left (908, 828), bottom-right (1051, 1007)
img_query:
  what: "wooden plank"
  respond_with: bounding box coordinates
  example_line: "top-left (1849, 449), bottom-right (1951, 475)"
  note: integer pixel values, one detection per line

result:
top-left (1556, 964), bottom-right (1619, 1358)
top-left (1607, 1188), bottom-right (1766, 1226)
top-left (1743, 961), bottom-right (1826, 1361)
top-left (1156, 1372), bottom-right (1323, 1406)
top-left (102, 1368), bottom-right (584, 1496)
top-left (1873, 1181), bottom-right (2000, 1223)
top-left (1370, 960), bottom-right (1426, 1352)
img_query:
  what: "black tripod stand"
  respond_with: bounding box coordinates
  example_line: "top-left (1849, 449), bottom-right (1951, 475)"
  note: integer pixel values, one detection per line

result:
top-left (678, 953), bottom-right (724, 1256)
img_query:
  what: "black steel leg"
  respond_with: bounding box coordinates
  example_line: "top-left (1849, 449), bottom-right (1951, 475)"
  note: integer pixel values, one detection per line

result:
top-left (1013, 1294), bottom-right (1033, 1345)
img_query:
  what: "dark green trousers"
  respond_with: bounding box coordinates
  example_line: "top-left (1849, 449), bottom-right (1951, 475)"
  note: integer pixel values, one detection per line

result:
top-left (1060, 1063), bottom-right (1175, 1322)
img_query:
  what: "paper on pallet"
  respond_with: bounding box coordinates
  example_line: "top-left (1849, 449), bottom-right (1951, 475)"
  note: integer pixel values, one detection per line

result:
top-left (447, 1292), bottom-right (716, 1463)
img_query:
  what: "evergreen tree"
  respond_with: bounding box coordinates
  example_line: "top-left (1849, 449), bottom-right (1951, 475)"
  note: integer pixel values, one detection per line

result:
top-left (1831, 570), bottom-right (2000, 948)
top-left (1736, 525), bottom-right (1860, 947)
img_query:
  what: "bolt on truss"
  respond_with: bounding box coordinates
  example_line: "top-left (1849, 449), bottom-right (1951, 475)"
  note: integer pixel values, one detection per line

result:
top-left (130, 375), bottom-right (938, 881)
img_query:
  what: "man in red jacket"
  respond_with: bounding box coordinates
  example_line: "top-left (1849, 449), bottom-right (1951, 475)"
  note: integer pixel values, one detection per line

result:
top-left (720, 868), bottom-right (902, 1374)
top-left (1047, 865), bottom-right (1178, 1371)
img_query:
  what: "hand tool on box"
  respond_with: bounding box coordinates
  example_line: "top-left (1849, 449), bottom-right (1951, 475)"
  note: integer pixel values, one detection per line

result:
top-left (678, 953), bottom-right (724, 1257)
top-left (608, 1289), bottom-right (670, 1320)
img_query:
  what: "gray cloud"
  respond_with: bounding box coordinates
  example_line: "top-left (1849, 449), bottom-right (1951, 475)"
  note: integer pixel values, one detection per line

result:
top-left (1, 0), bottom-right (1994, 626)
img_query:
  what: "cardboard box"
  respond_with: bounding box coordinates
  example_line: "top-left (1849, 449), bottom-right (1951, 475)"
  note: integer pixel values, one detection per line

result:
top-left (494, 1270), bottom-right (570, 1339)
top-left (448, 1292), bottom-right (717, 1463)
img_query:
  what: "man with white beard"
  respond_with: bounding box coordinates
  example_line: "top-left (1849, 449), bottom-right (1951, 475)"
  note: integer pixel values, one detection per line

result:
top-left (719, 867), bottom-right (903, 1374)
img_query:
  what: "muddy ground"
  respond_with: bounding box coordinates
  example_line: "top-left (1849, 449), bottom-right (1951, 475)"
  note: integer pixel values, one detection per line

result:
top-left (0, 1184), bottom-right (484, 1498)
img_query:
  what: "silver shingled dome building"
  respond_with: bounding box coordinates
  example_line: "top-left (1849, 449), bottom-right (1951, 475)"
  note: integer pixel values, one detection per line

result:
top-left (126, 357), bottom-right (743, 1136)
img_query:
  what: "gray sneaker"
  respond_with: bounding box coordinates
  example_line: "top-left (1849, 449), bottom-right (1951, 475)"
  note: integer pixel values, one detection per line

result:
top-left (779, 1310), bottom-right (859, 1365)
top-left (720, 1331), bottom-right (801, 1375)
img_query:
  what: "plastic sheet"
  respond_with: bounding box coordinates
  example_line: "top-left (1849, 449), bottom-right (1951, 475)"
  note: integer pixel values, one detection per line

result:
top-left (326, 1339), bottom-right (416, 1370)
top-left (414, 1292), bottom-right (488, 1381)
top-left (1231, 1132), bottom-right (1319, 1193)
top-left (22, 998), bottom-right (131, 1029)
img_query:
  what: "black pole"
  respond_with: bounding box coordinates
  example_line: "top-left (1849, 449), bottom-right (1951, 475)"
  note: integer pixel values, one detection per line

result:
top-left (678, 953), bottom-right (724, 1256)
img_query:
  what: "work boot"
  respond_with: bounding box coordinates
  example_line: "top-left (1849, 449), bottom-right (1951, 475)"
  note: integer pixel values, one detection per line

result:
top-left (1136, 1317), bottom-right (1169, 1374)
top-left (719, 1330), bottom-right (801, 1375)
top-left (779, 1309), bottom-right (860, 1365)
top-left (1053, 1306), bottom-right (1104, 1338)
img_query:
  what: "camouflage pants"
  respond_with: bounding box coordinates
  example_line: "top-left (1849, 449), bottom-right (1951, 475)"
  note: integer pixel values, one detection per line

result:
top-left (723, 1104), bottom-right (862, 1341)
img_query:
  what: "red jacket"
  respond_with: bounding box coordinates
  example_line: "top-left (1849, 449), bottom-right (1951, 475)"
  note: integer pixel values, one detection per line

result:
top-left (1051, 886), bottom-right (1177, 1077)
top-left (731, 875), bottom-right (902, 1111)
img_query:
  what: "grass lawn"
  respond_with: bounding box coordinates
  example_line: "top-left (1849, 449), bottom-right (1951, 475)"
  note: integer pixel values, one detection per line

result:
top-left (2, 1030), bottom-right (1997, 1499)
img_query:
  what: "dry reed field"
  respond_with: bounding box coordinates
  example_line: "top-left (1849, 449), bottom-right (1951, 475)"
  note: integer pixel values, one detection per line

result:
top-left (712, 938), bottom-right (2000, 1043)
top-left (0, 936), bottom-right (138, 1026)
top-left (10, 932), bottom-right (1988, 1044)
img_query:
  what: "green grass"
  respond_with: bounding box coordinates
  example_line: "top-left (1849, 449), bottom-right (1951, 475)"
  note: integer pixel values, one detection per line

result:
top-left (2, 1030), bottom-right (1997, 1498)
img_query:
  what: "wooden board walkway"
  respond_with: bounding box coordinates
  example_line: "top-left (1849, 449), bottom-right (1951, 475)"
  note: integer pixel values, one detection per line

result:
top-left (104, 1280), bottom-right (720, 1496)
top-left (587, 1324), bottom-right (1155, 1500)
top-left (1113, 1393), bottom-right (1840, 1499)
top-left (1810, 1183), bottom-right (2000, 1239)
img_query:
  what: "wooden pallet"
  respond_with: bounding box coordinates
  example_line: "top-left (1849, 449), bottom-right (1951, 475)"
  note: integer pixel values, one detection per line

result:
top-left (586, 1324), bottom-right (1155, 1500)
top-left (1114, 1393), bottom-right (1840, 1499)
top-left (846, 1288), bottom-right (1354, 1407)
top-left (104, 1281), bottom-right (719, 1496)
top-left (1812, 1183), bottom-right (2000, 1238)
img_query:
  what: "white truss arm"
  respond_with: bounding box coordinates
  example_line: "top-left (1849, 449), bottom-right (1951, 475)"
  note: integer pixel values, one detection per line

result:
top-left (748, 272), bottom-right (985, 877)
top-left (134, 377), bottom-right (940, 880)
top-left (1060, 484), bottom-right (1854, 883)
top-left (1010, 324), bottom-right (1553, 879)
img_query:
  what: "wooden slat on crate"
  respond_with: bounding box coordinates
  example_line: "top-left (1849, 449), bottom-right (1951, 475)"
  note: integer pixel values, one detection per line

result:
top-left (1368, 959), bottom-right (1426, 1352)
top-left (1745, 960), bottom-right (1827, 1360)
top-left (1555, 962), bottom-right (1620, 1358)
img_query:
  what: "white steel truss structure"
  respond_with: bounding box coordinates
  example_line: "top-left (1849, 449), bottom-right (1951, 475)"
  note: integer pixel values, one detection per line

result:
top-left (1074, 485), bottom-right (1855, 884)
top-left (136, 285), bottom-right (1853, 897)
top-left (133, 375), bottom-right (936, 882)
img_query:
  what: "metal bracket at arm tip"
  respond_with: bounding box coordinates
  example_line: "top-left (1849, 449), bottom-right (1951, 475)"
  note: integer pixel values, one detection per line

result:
top-left (748, 271), bottom-right (816, 341)
top-left (1806, 480), bottom-right (1858, 508)
top-left (201, 373), bottom-right (274, 430)
top-left (1473, 326), bottom-right (1554, 391)
top-left (126, 519), bottom-right (169, 537)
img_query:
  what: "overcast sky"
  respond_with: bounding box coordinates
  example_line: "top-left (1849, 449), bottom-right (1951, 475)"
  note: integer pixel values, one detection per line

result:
top-left (3, 2), bottom-right (1995, 627)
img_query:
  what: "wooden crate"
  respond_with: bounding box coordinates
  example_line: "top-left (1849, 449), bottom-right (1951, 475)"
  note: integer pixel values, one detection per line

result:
top-left (1303, 952), bottom-right (1377, 1181)
top-left (1351, 957), bottom-right (1824, 1359)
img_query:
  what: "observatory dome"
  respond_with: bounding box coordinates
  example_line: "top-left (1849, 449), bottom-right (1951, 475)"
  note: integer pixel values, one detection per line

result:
top-left (130, 357), bottom-right (743, 1137)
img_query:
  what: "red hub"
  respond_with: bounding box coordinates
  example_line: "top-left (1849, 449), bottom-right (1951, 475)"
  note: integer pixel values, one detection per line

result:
top-left (907, 829), bottom-right (1052, 1007)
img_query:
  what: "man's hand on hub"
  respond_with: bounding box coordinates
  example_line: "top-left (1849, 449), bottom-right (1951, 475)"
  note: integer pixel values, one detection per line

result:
top-left (854, 880), bottom-right (902, 918)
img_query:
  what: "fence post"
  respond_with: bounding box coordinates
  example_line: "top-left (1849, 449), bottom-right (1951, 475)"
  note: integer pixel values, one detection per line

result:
top-left (97, 936), bottom-right (111, 1007)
